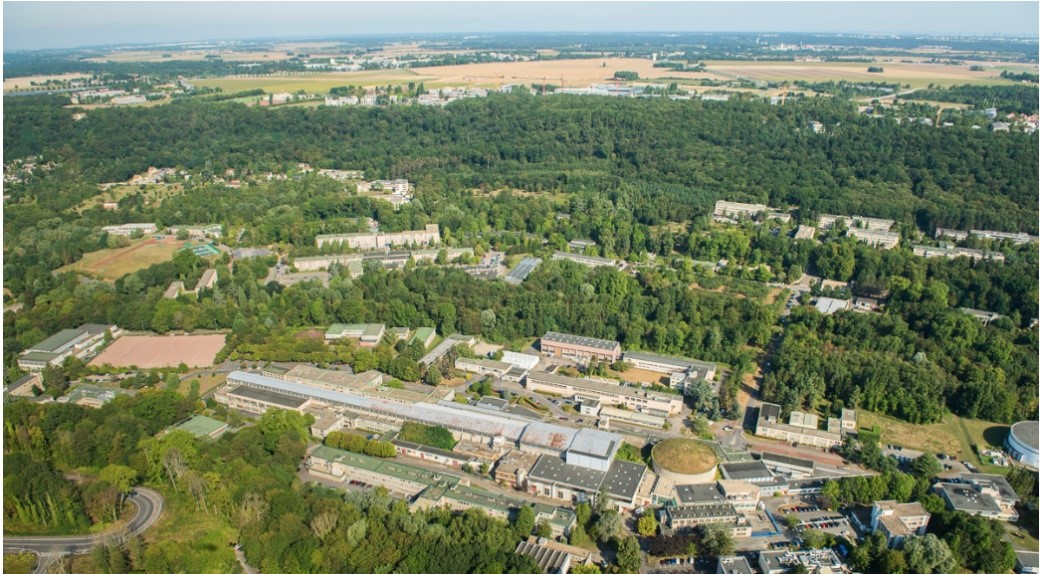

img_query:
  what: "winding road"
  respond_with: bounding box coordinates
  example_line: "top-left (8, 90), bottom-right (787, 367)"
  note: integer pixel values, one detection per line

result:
top-left (3, 487), bottom-right (164, 574)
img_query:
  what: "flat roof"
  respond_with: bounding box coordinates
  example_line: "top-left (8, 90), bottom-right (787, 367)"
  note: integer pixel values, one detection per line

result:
top-left (228, 385), bottom-right (309, 409)
top-left (815, 297), bottom-right (850, 314)
top-left (475, 396), bottom-right (510, 410)
top-left (408, 327), bottom-right (436, 346)
top-left (601, 460), bottom-right (647, 500)
top-left (716, 557), bottom-right (754, 574)
top-left (526, 371), bottom-right (677, 404)
top-left (720, 461), bottom-right (774, 481)
top-left (541, 331), bottom-right (620, 352)
top-left (760, 451), bottom-right (815, 471)
top-left (667, 503), bottom-right (738, 520)
top-left (759, 403), bottom-right (782, 421)
top-left (19, 350), bottom-right (58, 363)
top-left (528, 454), bottom-right (606, 492)
top-left (675, 483), bottom-right (726, 505)
top-left (1016, 551), bottom-right (1040, 569)
top-left (962, 473), bottom-right (1020, 502)
top-left (936, 483), bottom-right (1004, 514)
top-left (622, 350), bottom-right (716, 371)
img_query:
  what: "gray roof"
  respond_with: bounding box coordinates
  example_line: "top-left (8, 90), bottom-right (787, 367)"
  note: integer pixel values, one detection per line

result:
top-left (19, 351), bottom-right (59, 363)
top-left (528, 454), bottom-right (606, 492)
top-left (759, 402), bottom-right (782, 419)
top-left (228, 385), bottom-right (309, 409)
top-left (1016, 551), bottom-right (1040, 569)
top-left (515, 540), bottom-right (570, 574)
top-left (716, 557), bottom-right (754, 574)
top-left (601, 460), bottom-right (647, 500)
top-left (667, 503), bottom-right (738, 521)
top-left (760, 451), bottom-right (815, 471)
top-left (505, 257), bottom-right (542, 284)
top-left (936, 482), bottom-right (1004, 514)
top-left (622, 350), bottom-right (716, 371)
top-left (961, 473), bottom-right (1020, 502)
top-left (720, 461), bottom-right (774, 482)
top-left (567, 428), bottom-right (620, 460)
top-left (1010, 421), bottom-right (1039, 451)
top-left (541, 331), bottom-right (620, 352)
top-left (675, 483), bottom-right (726, 506)
top-left (475, 396), bottom-right (510, 411)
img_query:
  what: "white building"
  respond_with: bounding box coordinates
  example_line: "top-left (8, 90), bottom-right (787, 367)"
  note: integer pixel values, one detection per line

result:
top-left (102, 223), bottom-right (157, 237)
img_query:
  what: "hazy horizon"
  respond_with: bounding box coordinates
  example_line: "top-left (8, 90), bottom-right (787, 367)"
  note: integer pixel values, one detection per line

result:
top-left (5, 1), bottom-right (1039, 52)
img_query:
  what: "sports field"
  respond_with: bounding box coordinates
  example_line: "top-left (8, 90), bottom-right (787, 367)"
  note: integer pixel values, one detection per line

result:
top-left (90, 334), bottom-right (226, 368)
top-left (61, 237), bottom-right (183, 280)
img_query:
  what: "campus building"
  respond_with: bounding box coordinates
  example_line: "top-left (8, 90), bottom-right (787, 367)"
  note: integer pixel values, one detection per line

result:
top-left (539, 331), bottom-right (621, 365)
top-left (934, 473), bottom-right (1020, 521)
top-left (1005, 421), bottom-right (1039, 469)
top-left (101, 223), bottom-right (157, 236)
top-left (868, 501), bottom-right (930, 548)
top-left (622, 350), bottom-right (717, 388)
top-left (912, 245), bottom-right (1005, 263)
top-left (324, 323), bottom-right (387, 346)
top-left (526, 454), bottom-right (650, 512)
top-left (315, 224), bottom-right (440, 250)
top-left (551, 251), bottom-right (621, 269)
top-left (755, 403), bottom-right (843, 449)
top-left (525, 370), bottom-right (683, 416)
top-left (17, 324), bottom-right (120, 371)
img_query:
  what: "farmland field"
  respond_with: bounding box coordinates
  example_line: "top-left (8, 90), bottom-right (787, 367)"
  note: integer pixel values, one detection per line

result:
top-left (193, 57), bottom-right (723, 93)
top-left (2, 72), bottom-right (90, 92)
top-left (60, 237), bottom-right (184, 280)
top-left (704, 60), bottom-right (1025, 88)
top-left (90, 334), bottom-right (227, 369)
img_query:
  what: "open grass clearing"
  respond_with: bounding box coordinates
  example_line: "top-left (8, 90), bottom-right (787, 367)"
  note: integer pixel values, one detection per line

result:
top-left (179, 372), bottom-right (228, 397)
top-left (60, 237), bottom-right (184, 281)
top-left (858, 411), bottom-right (1009, 467)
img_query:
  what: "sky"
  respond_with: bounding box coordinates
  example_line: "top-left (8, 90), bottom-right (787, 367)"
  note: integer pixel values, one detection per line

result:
top-left (4, 1), bottom-right (1039, 51)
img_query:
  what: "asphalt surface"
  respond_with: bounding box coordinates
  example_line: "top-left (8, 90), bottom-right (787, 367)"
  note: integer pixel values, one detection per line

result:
top-left (3, 487), bottom-right (164, 572)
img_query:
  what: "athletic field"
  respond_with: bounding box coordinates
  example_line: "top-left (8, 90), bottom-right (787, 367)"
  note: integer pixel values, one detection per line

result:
top-left (90, 334), bottom-right (226, 369)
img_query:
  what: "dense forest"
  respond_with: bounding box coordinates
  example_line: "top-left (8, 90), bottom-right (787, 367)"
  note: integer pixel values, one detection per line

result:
top-left (5, 93), bottom-right (1037, 233)
top-left (901, 83), bottom-right (1040, 115)
top-left (3, 396), bottom-right (549, 573)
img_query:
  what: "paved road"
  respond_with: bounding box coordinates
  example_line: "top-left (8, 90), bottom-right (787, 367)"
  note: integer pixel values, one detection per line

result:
top-left (3, 487), bottom-right (164, 573)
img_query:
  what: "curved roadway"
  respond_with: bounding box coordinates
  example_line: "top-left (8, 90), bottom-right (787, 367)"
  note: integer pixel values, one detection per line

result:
top-left (3, 487), bottom-right (164, 572)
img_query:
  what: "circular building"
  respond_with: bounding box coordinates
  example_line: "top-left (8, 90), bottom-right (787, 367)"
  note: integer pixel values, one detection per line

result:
top-left (1005, 421), bottom-right (1039, 469)
top-left (651, 438), bottom-right (718, 485)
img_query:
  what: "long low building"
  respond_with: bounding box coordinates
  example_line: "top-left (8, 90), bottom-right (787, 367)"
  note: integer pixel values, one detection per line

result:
top-left (622, 350), bottom-right (717, 388)
top-left (818, 214), bottom-right (894, 231)
top-left (455, 357), bottom-right (513, 377)
top-left (755, 403), bottom-right (842, 449)
top-left (526, 370), bottom-right (683, 416)
top-left (912, 245), bottom-right (1005, 263)
top-left (539, 331), bottom-right (621, 365)
top-left (222, 371), bottom-right (625, 471)
top-left (17, 324), bottom-right (121, 372)
top-left (847, 228), bottom-right (900, 249)
top-left (665, 504), bottom-right (752, 538)
top-left (102, 223), bottom-right (157, 236)
top-left (526, 453), bottom-right (650, 512)
top-left (551, 251), bottom-right (621, 269)
top-left (413, 482), bottom-right (576, 538)
top-left (315, 224), bottom-right (440, 249)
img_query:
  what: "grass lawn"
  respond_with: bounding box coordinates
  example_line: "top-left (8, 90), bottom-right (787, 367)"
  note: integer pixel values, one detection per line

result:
top-left (858, 411), bottom-right (1009, 469)
top-left (61, 238), bottom-right (184, 281)
top-left (179, 373), bottom-right (228, 397)
top-left (3, 554), bottom-right (36, 574)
